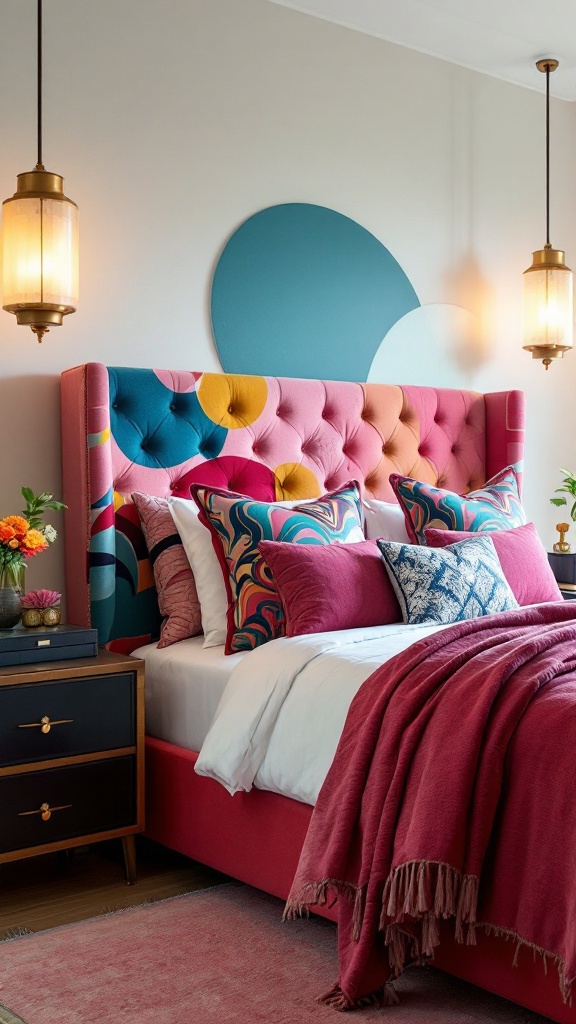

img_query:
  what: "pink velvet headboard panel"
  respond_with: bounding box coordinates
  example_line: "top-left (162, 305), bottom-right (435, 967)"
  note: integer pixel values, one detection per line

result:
top-left (60, 364), bottom-right (524, 650)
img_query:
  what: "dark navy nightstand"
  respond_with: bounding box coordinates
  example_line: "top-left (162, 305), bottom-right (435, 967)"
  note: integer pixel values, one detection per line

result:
top-left (548, 552), bottom-right (576, 599)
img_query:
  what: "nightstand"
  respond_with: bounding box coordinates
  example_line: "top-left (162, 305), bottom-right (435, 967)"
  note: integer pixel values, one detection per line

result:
top-left (0, 650), bottom-right (144, 884)
top-left (548, 552), bottom-right (576, 602)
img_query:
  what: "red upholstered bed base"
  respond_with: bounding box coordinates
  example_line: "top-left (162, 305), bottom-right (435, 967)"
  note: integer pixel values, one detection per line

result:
top-left (145, 736), bottom-right (575, 1023)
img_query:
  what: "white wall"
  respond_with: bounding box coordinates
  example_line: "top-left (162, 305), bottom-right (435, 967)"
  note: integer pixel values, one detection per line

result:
top-left (0, 0), bottom-right (575, 600)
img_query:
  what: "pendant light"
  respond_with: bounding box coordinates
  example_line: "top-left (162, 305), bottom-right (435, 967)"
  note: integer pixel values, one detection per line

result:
top-left (523, 59), bottom-right (572, 370)
top-left (2, 0), bottom-right (78, 344)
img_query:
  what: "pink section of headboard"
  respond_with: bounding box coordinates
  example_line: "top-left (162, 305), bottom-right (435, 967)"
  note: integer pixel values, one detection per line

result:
top-left (60, 364), bottom-right (525, 649)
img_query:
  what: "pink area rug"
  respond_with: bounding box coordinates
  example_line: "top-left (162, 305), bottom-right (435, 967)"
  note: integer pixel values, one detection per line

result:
top-left (0, 884), bottom-right (554, 1023)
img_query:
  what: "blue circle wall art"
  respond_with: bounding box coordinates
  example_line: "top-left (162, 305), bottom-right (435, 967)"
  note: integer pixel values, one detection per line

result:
top-left (210, 203), bottom-right (420, 382)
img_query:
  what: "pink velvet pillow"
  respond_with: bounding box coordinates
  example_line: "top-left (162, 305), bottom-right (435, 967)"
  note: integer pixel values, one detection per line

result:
top-left (132, 492), bottom-right (202, 647)
top-left (258, 539), bottom-right (401, 636)
top-left (424, 522), bottom-right (561, 606)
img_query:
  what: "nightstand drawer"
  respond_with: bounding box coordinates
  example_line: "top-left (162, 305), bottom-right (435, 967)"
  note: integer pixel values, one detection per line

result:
top-left (0, 673), bottom-right (135, 767)
top-left (0, 756), bottom-right (136, 854)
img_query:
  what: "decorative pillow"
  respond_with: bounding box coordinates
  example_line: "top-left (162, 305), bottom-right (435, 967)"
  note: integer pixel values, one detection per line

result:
top-left (424, 522), bottom-right (561, 606)
top-left (192, 482), bottom-right (365, 654)
top-left (132, 492), bottom-right (202, 648)
top-left (168, 497), bottom-right (229, 649)
top-left (377, 535), bottom-right (519, 625)
top-left (363, 498), bottom-right (410, 543)
top-left (259, 538), bottom-right (401, 636)
top-left (390, 466), bottom-right (526, 545)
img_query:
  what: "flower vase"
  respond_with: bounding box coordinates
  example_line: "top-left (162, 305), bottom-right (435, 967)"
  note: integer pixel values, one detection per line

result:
top-left (0, 564), bottom-right (24, 629)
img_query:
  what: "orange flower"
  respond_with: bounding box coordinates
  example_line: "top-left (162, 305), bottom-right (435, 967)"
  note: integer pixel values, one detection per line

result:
top-left (22, 528), bottom-right (48, 556)
top-left (8, 538), bottom-right (20, 549)
top-left (3, 515), bottom-right (29, 539)
top-left (0, 523), bottom-right (16, 543)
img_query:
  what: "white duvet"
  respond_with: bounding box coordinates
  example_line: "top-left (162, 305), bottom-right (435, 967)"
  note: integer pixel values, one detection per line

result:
top-left (195, 622), bottom-right (448, 807)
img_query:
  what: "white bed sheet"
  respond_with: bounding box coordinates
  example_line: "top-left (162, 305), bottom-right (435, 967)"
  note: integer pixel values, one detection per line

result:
top-left (196, 621), bottom-right (449, 807)
top-left (133, 637), bottom-right (245, 751)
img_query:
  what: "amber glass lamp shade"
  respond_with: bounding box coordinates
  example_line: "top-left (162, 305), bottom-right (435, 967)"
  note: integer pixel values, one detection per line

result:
top-left (523, 247), bottom-right (573, 366)
top-left (2, 168), bottom-right (78, 341)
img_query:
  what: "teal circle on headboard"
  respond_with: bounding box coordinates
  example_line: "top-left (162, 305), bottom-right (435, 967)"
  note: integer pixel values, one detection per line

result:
top-left (210, 203), bottom-right (420, 381)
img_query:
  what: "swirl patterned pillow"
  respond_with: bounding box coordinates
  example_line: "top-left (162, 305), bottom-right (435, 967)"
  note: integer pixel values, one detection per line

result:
top-left (191, 481), bottom-right (365, 654)
top-left (390, 466), bottom-right (525, 545)
top-left (377, 535), bottom-right (519, 625)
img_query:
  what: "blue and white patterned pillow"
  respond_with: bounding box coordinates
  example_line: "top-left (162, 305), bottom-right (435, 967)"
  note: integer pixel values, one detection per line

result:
top-left (376, 535), bottom-right (518, 625)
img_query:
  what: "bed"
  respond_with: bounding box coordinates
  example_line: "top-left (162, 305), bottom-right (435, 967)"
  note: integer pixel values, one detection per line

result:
top-left (60, 363), bottom-right (575, 1021)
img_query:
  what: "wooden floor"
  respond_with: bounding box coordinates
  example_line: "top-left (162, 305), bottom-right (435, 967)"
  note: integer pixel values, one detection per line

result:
top-left (0, 838), bottom-right (228, 937)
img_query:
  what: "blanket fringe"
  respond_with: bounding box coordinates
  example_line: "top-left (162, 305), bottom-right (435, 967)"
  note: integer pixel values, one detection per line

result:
top-left (286, 864), bottom-right (574, 1008)
top-left (283, 878), bottom-right (358, 921)
top-left (320, 982), bottom-right (399, 1011)
top-left (380, 862), bottom-right (480, 979)
top-left (480, 922), bottom-right (573, 1007)
top-left (380, 860), bottom-right (478, 948)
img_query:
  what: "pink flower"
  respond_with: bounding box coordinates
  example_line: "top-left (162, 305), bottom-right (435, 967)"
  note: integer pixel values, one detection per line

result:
top-left (21, 589), bottom-right (61, 609)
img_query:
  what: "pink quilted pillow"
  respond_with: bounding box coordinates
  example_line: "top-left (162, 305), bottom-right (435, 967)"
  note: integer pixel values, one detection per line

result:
top-left (132, 492), bottom-right (202, 647)
top-left (424, 522), bottom-right (561, 606)
top-left (258, 538), bottom-right (401, 636)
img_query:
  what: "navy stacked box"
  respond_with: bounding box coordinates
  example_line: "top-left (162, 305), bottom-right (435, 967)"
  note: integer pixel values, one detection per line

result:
top-left (0, 624), bottom-right (99, 667)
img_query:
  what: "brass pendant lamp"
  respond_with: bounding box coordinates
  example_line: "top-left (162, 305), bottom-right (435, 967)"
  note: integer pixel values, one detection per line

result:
top-left (2, 0), bottom-right (78, 343)
top-left (523, 59), bottom-right (573, 369)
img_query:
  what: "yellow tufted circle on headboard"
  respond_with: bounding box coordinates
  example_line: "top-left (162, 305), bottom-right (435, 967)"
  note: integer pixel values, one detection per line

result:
top-left (197, 373), bottom-right (268, 429)
top-left (274, 462), bottom-right (322, 501)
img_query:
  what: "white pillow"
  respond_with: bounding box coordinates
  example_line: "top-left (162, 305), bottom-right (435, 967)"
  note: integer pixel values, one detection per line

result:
top-left (168, 497), bottom-right (228, 648)
top-left (363, 498), bottom-right (410, 544)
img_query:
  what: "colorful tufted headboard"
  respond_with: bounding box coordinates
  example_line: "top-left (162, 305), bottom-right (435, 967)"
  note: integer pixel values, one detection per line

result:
top-left (60, 364), bottom-right (525, 651)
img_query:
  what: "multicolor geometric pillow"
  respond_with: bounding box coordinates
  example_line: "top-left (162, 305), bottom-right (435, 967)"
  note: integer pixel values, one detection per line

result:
top-left (377, 535), bottom-right (519, 625)
top-left (132, 492), bottom-right (202, 647)
top-left (390, 466), bottom-right (526, 545)
top-left (191, 482), bottom-right (365, 654)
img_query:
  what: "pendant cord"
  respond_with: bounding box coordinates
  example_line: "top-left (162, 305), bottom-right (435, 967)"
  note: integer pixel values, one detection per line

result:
top-left (37, 0), bottom-right (43, 169)
top-left (545, 62), bottom-right (550, 248)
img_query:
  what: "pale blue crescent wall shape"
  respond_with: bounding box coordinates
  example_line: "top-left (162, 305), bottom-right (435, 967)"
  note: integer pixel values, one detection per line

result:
top-left (210, 203), bottom-right (420, 382)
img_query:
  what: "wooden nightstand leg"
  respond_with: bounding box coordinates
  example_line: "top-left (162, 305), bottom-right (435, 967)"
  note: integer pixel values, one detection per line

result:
top-left (121, 835), bottom-right (137, 885)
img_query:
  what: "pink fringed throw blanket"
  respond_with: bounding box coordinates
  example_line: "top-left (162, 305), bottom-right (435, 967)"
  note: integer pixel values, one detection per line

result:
top-left (285, 603), bottom-right (576, 1009)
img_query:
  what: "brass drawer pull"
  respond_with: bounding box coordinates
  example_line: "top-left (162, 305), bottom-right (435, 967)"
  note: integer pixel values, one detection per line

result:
top-left (18, 801), bottom-right (73, 822)
top-left (18, 715), bottom-right (74, 734)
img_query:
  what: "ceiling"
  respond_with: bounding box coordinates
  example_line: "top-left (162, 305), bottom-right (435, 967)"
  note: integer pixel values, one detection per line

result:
top-left (266, 0), bottom-right (576, 101)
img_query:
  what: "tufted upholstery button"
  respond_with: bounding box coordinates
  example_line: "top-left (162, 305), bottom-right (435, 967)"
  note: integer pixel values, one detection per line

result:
top-left (170, 403), bottom-right (176, 411)
top-left (228, 405), bottom-right (233, 415)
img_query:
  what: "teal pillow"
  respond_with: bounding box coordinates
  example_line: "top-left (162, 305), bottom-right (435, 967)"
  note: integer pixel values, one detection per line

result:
top-left (390, 466), bottom-right (526, 545)
top-left (377, 535), bottom-right (518, 625)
